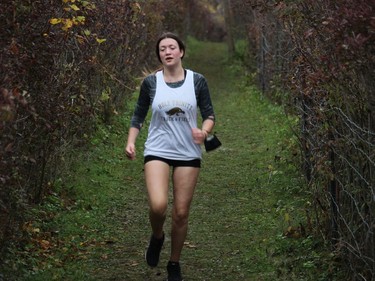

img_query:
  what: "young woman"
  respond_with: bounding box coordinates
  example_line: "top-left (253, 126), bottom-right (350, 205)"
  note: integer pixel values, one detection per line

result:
top-left (125, 32), bottom-right (215, 281)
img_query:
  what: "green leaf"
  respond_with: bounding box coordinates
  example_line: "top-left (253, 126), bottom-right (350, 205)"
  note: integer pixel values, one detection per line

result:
top-left (100, 90), bottom-right (110, 102)
top-left (70, 4), bottom-right (80, 11)
top-left (96, 38), bottom-right (107, 44)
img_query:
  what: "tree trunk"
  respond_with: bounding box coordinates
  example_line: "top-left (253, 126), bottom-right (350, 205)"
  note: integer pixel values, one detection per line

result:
top-left (223, 0), bottom-right (235, 57)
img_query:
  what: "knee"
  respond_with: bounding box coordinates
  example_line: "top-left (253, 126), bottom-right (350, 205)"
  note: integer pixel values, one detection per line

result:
top-left (172, 208), bottom-right (189, 226)
top-left (149, 201), bottom-right (167, 218)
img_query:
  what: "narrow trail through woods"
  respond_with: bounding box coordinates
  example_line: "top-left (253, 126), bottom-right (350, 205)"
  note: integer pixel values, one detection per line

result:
top-left (83, 41), bottom-right (306, 280)
top-left (38, 40), bottom-right (310, 281)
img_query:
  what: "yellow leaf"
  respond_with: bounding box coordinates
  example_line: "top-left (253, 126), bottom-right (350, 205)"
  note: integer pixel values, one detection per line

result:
top-left (96, 38), bottom-right (107, 44)
top-left (83, 29), bottom-right (91, 36)
top-left (70, 4), bottom-right (80, 11)
top-left (49, 18), bottom-right (61, 25)
top-left (284, 212), bottom-right (290, 222)
top-left (62, 19), bottom-right (74, 31)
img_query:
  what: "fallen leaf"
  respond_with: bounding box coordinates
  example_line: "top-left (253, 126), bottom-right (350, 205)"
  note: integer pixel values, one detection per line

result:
top-left (49, 18), bottom-right (61, 25)
top-left (96, 38), bottom-right (107, 44)
top-left (70, 4), bottom-right (80, 11)
top-left (184, 241), bottom-right (197, 248)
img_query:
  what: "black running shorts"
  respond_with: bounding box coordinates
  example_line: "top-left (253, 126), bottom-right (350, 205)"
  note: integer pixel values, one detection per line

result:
top-left (144, 155), bottom-right (201, 168)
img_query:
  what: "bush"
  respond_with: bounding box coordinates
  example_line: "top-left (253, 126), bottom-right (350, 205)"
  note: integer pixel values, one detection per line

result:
top-left (233, 0), bottom-right (374, 279)
top-left (0, 0), bottom-right (189, 257)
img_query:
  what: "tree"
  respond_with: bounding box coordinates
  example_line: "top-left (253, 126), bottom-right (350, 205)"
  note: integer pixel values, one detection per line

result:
top-left (223, 0), bottom-right (236, 56)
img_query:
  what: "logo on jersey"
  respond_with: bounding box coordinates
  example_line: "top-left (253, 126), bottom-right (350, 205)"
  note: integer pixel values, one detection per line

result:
top-left (166, 107), bottom-right (185, 116)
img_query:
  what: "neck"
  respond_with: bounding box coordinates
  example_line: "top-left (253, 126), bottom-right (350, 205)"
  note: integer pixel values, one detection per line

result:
top-left (163, 66), bottom-right (184, 83)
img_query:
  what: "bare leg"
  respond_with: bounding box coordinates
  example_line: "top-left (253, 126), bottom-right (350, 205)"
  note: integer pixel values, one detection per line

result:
top-left (144, 160), bottom-right (170, 239)
top-left (170, 166), bottom-right (200, 262)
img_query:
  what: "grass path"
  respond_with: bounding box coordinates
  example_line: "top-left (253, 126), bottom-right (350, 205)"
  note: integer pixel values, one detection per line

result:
top-left (13, 40), bottom-right (336, 281)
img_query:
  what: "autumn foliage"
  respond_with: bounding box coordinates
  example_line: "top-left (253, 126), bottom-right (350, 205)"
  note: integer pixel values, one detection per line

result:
top-left (231, 0), bottom-right (374, 279)
top-left (0, 0), bottom-right (190, 254)
top-left (0, 0), bottom-right (228, 265)
top-left (1, 0), bottom-right (374, 279)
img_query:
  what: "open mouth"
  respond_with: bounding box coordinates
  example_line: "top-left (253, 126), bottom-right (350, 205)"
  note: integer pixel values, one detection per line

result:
top-left (165, 57), bottom-right (173, 62)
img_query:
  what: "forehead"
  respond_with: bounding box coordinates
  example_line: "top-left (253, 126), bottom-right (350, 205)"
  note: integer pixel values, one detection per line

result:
top-left (159, 38), bottom-right (179, 48)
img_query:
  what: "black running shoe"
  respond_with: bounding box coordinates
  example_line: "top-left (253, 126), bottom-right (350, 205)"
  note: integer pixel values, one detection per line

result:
top-left (167, 261), bottom-right (183, 281)
top-left (145, 233), bottom-right (164, 267)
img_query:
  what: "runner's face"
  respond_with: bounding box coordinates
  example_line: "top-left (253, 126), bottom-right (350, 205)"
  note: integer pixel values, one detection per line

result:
top-left (158, 38), bottom-right (183, 66)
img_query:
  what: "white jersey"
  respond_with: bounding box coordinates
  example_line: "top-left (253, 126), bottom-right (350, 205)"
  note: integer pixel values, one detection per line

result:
top-left (144, 70), bottom-right (202, 160)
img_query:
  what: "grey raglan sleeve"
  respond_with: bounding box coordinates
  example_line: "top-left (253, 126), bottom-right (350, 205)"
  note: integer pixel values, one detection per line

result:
top-left (130, 77), bottom-right (152, 130)
top-left (194, 73), bottom-right (216, 122)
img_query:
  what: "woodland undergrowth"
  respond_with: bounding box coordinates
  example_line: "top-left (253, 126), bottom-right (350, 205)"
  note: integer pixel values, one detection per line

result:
top-left (0, 39), bottom-right (342, 281)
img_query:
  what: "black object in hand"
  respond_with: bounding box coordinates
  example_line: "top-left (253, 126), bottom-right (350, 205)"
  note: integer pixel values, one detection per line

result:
top-left (204, 134), bottom-right (222, 152)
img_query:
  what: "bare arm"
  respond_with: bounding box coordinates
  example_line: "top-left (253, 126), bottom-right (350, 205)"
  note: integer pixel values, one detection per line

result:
top-left (192, 118), bottom-right (215, 144)
top-left (125, 127), bottom-right (140, 160)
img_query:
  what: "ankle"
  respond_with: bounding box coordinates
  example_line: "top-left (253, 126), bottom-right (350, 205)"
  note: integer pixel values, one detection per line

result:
top-left (153, 232), bottom-right (164, 240)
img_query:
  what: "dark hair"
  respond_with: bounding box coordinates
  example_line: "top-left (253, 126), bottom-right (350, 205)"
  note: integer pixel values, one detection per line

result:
top-left (155, 32), bottom-right (185, 63)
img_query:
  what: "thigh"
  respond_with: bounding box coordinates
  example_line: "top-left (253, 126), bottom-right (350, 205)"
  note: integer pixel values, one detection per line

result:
top-left (144, 160), bottom-right (170, 209)
top-left (172, 167), bottom-right (200, 212)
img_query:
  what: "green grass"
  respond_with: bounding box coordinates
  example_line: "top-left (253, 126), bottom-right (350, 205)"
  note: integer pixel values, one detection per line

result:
top-left (2, 39), bottom-right (341, 280)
